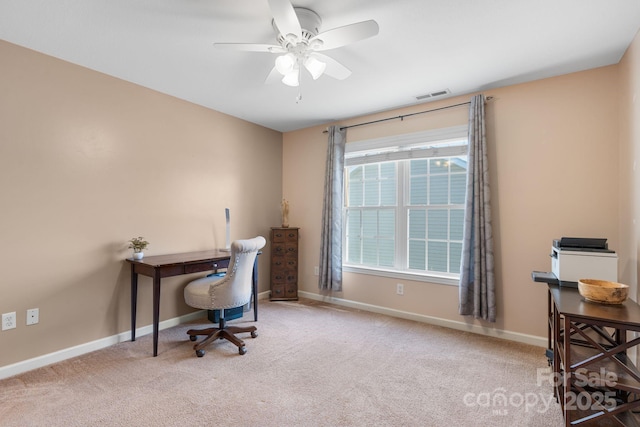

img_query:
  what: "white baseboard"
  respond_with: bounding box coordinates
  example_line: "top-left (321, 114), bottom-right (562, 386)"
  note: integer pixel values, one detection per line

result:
top-left (0, 292), bottom-right (273, 380)
top-left (298, 291), bottom-right (547, 348)
top-left (0, 310), bottom-right (206, 381)
top-left (1, 290), bottom-right (544, 380)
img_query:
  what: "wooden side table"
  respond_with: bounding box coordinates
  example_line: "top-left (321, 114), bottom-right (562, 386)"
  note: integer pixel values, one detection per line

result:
top-left (534, 271), bottom-right (640, 426)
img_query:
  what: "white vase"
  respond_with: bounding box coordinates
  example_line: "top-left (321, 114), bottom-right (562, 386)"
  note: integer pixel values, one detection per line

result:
top-left (133, 252), bottom-right (144, 260)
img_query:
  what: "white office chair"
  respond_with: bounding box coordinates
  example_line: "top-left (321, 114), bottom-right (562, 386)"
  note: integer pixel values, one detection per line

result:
top-left (184, 236), bottom-right (266, 356)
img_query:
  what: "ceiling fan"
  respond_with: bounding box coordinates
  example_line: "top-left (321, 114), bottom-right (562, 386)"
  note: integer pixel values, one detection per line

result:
top-left (214, 0), bottom-right (379, 87)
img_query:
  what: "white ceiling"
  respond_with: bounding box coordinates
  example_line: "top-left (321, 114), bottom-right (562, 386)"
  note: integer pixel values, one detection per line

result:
top-left (1, 0), bottom-right (640, 132)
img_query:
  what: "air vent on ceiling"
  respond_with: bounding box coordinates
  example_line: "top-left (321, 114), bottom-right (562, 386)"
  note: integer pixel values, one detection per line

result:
top-left (416, 89), bottom-right (450, 101)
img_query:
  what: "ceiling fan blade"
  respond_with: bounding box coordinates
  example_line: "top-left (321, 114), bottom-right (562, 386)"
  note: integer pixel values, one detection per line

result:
top-left (311, 20), bottom-right (379, 51)
top-left (213, 43), bottom-right (286, 53)
top-left (314, 53), bottom-right (352, 80)
top-left (267, 0), bottom-right (301, 40)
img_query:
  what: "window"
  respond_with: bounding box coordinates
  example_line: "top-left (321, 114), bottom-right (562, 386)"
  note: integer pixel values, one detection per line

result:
top-left (343, 126), bottom-right (468, 285)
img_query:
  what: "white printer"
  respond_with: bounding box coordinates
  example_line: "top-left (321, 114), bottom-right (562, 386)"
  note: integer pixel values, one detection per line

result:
top-left (551, 237), bottom-right (618, 284)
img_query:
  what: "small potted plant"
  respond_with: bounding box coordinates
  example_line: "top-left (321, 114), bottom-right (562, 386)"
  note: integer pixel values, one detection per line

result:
top-left (128, 236), bottom-right (149, 260)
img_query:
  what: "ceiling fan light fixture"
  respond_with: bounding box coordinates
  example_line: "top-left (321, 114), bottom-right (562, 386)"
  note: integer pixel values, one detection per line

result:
top-left (282, 68), bottom-right (300, 87)
top-left (304, 56), bottom-right (326, 80)
top-left (275, 53), bottom-right (296, 75)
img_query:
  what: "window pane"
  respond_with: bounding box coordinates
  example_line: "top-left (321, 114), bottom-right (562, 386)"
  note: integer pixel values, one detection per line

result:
top-left (451, 173), bottom-right (466, 204)
top-left (362, 210), bottom-right (377, 236)
top-left (349, 165), bottom-right (363, 181)
top-left (347, 210), bottom-right (361, 235)
top-left (364, 164), bottom-right (378, 179)
top-left (408, 209), bottom-right (426, 239)
top-left (411, 159), bottom-right (428, 175)
top-left (381, 178), bottom-right (396, 206)
top-left (348, 180), bottom-right (363, 207)
top-left (450, 209), bottom-right (464, 241)
top-left (379, 239), bottom-right (395, 267)
top-left (347, 234), bottom-right (361, 263)
top-left (428, 209), bottom-right (448, 240)
top-left (381, 162), bottom-right (395, 179)
top-left (363, 237), bottom-right (377, 265)
top-left (410, 160), bottom-right (428, 205)
top-left (379, 210), bottom-right (395, 237)
top-left (428, 241), bottom-right (447, 272)
top-left (430, 158), bottom-right (448, 174)
top-left (450, 242), bottom-right (462, 274)
top-left (346, 210), bottom-right (361, 264)
top-left (409, 240), bottom-right (426, 270)
top-left (410, 176), bottom-right (427, 205)
top-left (364, 181), bottom-right (379, 206)
top-left (450, 157), bottom-right (467, 173)
top-left (429, 175), bottom-right (448, 204)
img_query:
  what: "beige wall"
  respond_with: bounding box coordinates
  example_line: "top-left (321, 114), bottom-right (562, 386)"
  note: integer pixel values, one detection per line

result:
top-left (0, 40), bottom-right (283, 367)
top-left (618, 31), bottom-right (640, 300)
top-left (3, 28), bottom-right (639, 370)
top-left (284, 64), bottom-right (624, 340)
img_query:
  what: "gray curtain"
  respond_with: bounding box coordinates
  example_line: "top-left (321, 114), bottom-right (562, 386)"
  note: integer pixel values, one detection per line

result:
top-left (459, 94), bottom-right (496, 322)
top-left (319, 125), bottom-right (346, 291)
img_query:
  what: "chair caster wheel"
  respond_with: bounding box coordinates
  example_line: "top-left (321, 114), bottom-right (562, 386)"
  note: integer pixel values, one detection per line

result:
top-left (189, 335), bottom-right (197, 342)
top-left (196, 349), bottom-right (205, 357)
top-left (251, 331), bottom-right (258, 338)
top-left (239, 346), bottom-right (247, 355)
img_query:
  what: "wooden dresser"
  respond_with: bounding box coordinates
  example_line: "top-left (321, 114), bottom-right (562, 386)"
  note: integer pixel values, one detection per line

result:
top-left (270, 227), bottom-right (299, 301)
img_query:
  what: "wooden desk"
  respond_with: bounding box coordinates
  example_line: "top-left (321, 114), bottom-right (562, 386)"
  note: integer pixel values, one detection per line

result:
top-left (548, 284), bottom-right (640, 426)
top-left (126, 250), bottom-right (259, 356)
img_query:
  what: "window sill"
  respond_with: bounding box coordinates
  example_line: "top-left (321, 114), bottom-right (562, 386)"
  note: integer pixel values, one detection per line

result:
top-left (342, 265), bottom-right (459, 286)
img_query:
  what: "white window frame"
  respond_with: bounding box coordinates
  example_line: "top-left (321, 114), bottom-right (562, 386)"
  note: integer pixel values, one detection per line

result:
top-left (343, 125), bottom-right (468, 286)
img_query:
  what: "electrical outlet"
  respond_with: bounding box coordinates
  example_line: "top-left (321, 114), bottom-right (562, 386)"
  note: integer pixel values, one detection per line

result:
top-left (314, 266), bottom-right (319, 276)
top-left (26, 308), bottom-right (39, 325)
top-left (2, 312), bottom-right (17, 330)
top-left (396, 283), bottom-right (404, 295)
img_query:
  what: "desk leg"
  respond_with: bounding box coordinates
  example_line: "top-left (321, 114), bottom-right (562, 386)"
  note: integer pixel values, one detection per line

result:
top-left (152, 275), bottom-right (161, 357)
top-left (130, 265), bottom-right (138, 342)
top-left (252, 257), bottom-right (259, 321)
top-left (615, 327), bottom-right (628, 404)
top-left (563, 315), bottom-right (571, 427)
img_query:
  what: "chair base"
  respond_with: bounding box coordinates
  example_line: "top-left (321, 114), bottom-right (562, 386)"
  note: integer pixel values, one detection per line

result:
top-left (186, 322), bottom-right (257, 356)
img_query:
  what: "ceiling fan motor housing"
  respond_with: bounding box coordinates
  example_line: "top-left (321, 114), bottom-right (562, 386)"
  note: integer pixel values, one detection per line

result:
top-left (273, 7), bottom-right (322, 47)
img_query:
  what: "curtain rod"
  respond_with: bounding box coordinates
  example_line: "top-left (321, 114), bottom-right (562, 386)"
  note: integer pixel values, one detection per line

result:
top-left (322, 96), bottom-right (493, 133)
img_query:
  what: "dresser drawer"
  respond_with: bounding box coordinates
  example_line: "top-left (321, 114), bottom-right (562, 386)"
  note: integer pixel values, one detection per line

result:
top-left (271, 284), bottom-right (286, 299)
top-left (272, 228), bottom-right (298, 243)
top-left (271, 269), bottom-right (296, 283)
top-left (284, 284), bottom-right (297, 298)
top-left (284, 229), bottom-right (298, 242)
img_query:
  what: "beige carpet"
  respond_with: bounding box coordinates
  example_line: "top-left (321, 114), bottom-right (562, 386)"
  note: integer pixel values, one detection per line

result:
top-left (0, 299), bottom-right (563, 426)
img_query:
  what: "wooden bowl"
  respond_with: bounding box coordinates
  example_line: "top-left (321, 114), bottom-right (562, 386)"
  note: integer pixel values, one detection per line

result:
top-left (578, 279), bottom-right (629, 305)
